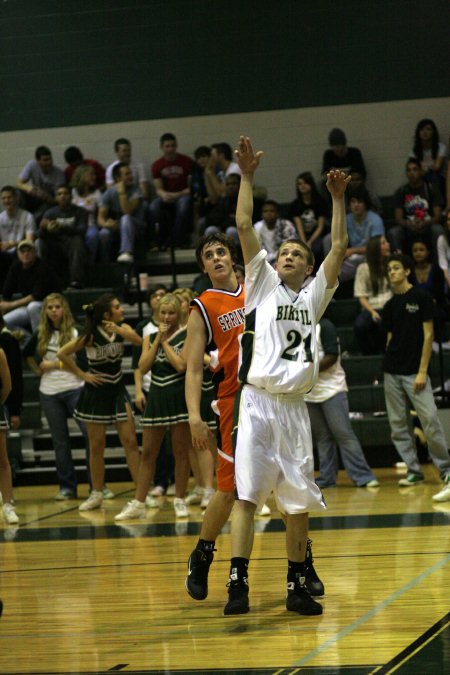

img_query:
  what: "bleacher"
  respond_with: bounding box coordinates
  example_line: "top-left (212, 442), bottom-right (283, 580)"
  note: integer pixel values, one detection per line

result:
top-left (7, 248), bottom-right (450, 486)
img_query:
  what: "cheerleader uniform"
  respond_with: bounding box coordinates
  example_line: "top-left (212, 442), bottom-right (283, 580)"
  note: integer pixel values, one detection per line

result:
top-left (74, 326), bottom-right (131, 424)
top-left (141, 327), bottom-right (188, 427)
top-left (0, 401), bottom-right (9, 431)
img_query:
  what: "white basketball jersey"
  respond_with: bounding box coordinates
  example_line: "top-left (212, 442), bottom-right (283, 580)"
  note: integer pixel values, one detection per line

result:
top-left (239, 250), bottom-right (336, 395)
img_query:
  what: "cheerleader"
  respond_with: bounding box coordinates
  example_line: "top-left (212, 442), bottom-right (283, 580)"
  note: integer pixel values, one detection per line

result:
top-left (57, 294), bottom-right (141, 511)
top-left (115, 293), bottom-right (192, 519)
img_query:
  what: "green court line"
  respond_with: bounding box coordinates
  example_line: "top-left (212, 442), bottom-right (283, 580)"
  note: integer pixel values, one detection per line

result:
top-left (292, 553), bottom-right (450, 667)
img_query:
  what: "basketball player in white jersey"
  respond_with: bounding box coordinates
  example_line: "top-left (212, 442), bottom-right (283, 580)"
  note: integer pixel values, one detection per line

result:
top-left (224, 136), bottom-right (351, 616)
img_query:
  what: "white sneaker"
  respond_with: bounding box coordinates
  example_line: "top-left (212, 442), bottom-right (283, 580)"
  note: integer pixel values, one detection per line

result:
top-left (432, 479), bottom-right (450, 503)
top-left (114, 499), bottom-right (146, 521)
top-left (166, 483), bottom-right (176, 496)
top-left (102, 487), bottom-right (115, 499)
top-left (79, 490), bottom-right (103, 512)
top-left (117, 252), bottom-right (134, 264)
top-left (150, 485), bottom-right (165, 497)
top-left (145, 494), bottom-right (159, 508)
top-left (2, 503), bottom-right (19, 525)
top-left (174, 498), bottom-right (189, 518)
top-left (256, 503), bottom-right (271, 516)
top-left (200, 487), bottom-right (215, 509)
top-left (185, 485), bottom-right (204, 505)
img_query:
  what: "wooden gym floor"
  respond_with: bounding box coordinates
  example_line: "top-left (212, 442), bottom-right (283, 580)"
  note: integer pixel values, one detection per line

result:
top-left (0, 465), bottom-right (449, 675)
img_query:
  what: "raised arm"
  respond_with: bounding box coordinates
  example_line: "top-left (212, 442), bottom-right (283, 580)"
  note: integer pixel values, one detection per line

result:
top-left (234, 136), bottom-right (264, 265)
top-left (322, 170), bottom-right (351, 288)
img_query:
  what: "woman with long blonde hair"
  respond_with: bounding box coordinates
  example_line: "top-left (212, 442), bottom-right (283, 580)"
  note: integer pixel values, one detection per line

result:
top-left (23, 293), bottom-right (91, 500)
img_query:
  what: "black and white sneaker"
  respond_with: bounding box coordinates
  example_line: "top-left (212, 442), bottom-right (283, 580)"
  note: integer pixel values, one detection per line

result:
top-left (223, 577), bottom-right (249, 616)
top-left (185, 548), bottom-right (214, 600)
top-left (304, 538), bottom-right (325, 596)
top-left (286, 576), bottom-right (323, 615)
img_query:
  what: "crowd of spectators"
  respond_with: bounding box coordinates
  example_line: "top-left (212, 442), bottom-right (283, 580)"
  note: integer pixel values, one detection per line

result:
top-left (0, 121), bottom-right (449, 349)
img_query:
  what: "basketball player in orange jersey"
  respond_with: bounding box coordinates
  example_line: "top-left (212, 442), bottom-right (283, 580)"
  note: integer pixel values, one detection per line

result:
top-left (184, 232), bottom-right (323, 602)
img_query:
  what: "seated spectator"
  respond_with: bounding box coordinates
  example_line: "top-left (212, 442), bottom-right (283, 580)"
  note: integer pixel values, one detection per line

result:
top-left (0, 240), bottom-right (59, 337)
top-left (254, 200), bottom-right (298, 264)
top-left (390, 158), bottom-right (444, 257)
top-left (323, 186), bottom-right (384, 282)
top-left (289, 172), bottom-right (329, 267)
top-left (191, 146), bottom-right (212, 235)
top-left (322, 128), bottom-right (366, 179)
top-left (64, 146), bottom-right (105, 191)
top-left (0, 186), bottom-right (35, 288)
top-left (40, 185), bottom-right (88, 289)
top-left (105, 138), bottom-right (149, 199)
top-left (16, 145), bottom-right (65, 219)
top-left (203, 173), bottom-right (241, 243)
top-left (305, 317), bottom-right (379, 488)
top-left (98, 162), bottom-right (148, 264)
top-left (437, 209), bottom-right (450, 294)
top-left (71, 165), bottom-right (103, 264)
top-left (347, 171), bottom-right (383, 215)
top-left (409, 119), bottom-right (447, 196)
top-left (410, 237), bottom-right (448, 334)
top-left (203, 142), bottom-right (241, 203)
top-left (150, 133), bottom-right (193, 248)
top-left (353, 235), bottom-right (392, 355)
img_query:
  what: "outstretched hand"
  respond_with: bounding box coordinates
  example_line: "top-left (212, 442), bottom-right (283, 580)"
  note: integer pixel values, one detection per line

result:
top-left (326, 170), bottom-right (352, 199)
top-left (234, 136), bottom-right (263, 175)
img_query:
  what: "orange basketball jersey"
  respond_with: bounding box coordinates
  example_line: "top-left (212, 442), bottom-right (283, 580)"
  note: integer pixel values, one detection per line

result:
top-left (191, 285), bottom-right (245, 399)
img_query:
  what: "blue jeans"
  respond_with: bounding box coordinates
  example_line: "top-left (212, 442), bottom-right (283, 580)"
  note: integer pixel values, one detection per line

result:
top-left (3, 301), bottom-right (43, 335)
top-left (150, 195), bottom-right (192, 247)
top-left (383, 373), bottom-right (450, 478)
top-left (40, 388), bottom-right (90, 493)
top-left (306, 391), bottom-right (376, 486)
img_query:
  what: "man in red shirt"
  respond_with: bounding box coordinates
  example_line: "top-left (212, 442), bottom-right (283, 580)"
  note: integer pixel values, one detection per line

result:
top-left (150, 133), bottom-right (193, 248)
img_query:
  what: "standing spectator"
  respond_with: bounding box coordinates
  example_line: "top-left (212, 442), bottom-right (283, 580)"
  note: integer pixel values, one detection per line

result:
top-left (0, 186), bottom-right (35, 288)
top-left (98, 162), bottom-right (148, 264)
top-left (353, 235), bottom-right (392, 355)
top-left (322, 128), bottom-right (366, 179)
top-left (16, 145), bottom-right (65, 219)
top-left (40, 185), bottom-right (88, 289)
top-left (150, 133), bottom-right (193, 248)
top-left (254, 200), bottom-right (298, 264)
top-left (382, 254), bottom-right (450, 501)
top-left (71, 165), bottom-right (104, 265)
top-left (57, 294), bottom-right (142, 512)
top-left (305, 317), bottom-right (379, 488)
top-left (0, 240), bottom-right (58, 336)
top-left (390, 158), bottom-right (444, 256)
top-left (0, 347), bottom-right (18, 524)
top-left (23, 294), bottom-right (90, 500)
top-left (289, 172), bottom-right (329, 266)
top-left (409, 119), bottom-right (447, 195)
top-left (105, 138), bottom-right (149, 200)
top-left (64, 146), bottom-right (105, 191)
